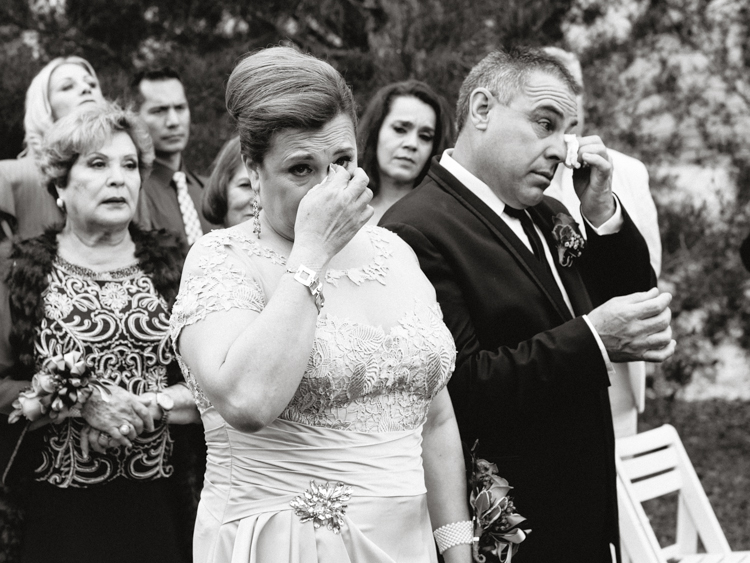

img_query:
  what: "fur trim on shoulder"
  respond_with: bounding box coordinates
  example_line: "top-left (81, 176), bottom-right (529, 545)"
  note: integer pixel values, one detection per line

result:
top-left (6, 228), bottom-right (59, 373)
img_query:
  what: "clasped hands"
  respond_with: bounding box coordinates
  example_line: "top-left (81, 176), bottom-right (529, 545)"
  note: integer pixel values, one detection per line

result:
top-left (588, 287), bottom-right (676, 363)
top-left (79, 386), bottom-right (164, 457)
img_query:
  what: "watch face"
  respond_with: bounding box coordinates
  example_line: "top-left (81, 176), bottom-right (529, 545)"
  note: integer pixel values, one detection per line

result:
top-left (157, 392), bottom-right (175, 411)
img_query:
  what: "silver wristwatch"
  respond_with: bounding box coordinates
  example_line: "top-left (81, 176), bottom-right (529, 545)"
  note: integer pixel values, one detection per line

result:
top-left (286, 265), bottom-right (325, 313)
top-left (156, 391), bottom-right (174, 425)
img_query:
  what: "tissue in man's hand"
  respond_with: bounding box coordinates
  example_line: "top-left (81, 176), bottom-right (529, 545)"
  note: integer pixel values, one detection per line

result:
top-left (563, 134), bottom-right (580, 169)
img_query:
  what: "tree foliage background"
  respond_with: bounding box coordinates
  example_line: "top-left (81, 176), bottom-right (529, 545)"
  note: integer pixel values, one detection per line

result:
top-left (2, 0), bottom-right (750, 398)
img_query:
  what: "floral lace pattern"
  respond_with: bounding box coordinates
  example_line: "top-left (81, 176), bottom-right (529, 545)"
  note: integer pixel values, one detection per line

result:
top-left (171, 227), bottom-right (456, 431)
top-left (281, 305), bottom-right (455, 432)
top-left (34, 258), bottom-right (177, 488)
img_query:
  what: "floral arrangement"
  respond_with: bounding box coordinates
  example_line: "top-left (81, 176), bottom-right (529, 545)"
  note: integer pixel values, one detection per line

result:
top-left (8, 351), bottom-right (108, 424)
top-left (551, 212), bottom-right (585, 267)
top-left (469, 443), bottom-right (531, 563)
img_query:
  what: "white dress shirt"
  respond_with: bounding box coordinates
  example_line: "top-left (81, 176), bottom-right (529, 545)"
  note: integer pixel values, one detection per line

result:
top-left (439, 149), bottom-right (619, 381)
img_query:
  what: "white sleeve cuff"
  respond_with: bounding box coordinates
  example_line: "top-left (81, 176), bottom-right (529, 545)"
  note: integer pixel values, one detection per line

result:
top-left (582, 314), bottom-right (616, 382)
top-left (582, 194), bottom-right (623, 235)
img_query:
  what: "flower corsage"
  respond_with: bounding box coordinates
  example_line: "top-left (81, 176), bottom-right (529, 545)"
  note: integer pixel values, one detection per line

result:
top-left (8, 351), bottom-right (110, 424)
top-left (551, 212), bottom-right (585, 267)
top-left (469, 443), bottom-right (531, 562)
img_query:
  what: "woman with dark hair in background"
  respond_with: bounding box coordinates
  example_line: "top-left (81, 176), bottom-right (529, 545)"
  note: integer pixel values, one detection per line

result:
top-left (202, 136), bottom-right (256, 228)
top-left (358, 80), bottom-right (454, 224)
top-left (0, 56), bottom-right (105, 245)
top-left (0, 103), bottom-right (199, 563)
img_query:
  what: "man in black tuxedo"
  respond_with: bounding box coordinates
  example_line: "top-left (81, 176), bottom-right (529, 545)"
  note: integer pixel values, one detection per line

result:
top-left (381, 48), bottom-right (675, 563)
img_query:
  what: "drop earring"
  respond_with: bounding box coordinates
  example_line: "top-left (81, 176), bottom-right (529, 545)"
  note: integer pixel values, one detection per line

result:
top-left (252, 197), bottom-right (261, 239)
top-left (56, 197), bottom-right (65, 212)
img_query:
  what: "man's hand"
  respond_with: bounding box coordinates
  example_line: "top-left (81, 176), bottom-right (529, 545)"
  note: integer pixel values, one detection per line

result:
top-left (572, 135), bottom-right (615, 228)
top-left (587, 287), bottom-right (676, 363)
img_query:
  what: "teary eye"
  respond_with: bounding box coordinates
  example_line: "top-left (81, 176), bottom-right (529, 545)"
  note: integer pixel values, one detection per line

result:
top-left (289, 164), bottom-right (313, 176)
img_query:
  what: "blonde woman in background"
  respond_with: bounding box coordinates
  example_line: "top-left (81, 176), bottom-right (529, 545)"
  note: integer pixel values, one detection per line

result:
top-left (0, 57), bottom-right (105, 244)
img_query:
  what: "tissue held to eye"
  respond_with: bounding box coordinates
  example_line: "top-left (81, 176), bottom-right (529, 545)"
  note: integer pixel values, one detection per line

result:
top-left (563, 134), bottom-right (580, 169)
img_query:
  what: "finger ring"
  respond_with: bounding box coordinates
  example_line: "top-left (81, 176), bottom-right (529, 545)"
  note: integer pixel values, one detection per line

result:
top-left (119, 423), bottom-right (131, 435)
top-left (98, 433), bottom-right (111, 446)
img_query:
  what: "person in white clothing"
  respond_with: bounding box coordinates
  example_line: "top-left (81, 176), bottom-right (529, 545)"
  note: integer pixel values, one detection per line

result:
top-left (542, 46), bottom-right (662, 438)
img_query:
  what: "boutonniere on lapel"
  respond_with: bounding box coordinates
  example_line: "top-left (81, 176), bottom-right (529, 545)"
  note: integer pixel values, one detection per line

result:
top-left (551, 213), bottom-right (585, 267)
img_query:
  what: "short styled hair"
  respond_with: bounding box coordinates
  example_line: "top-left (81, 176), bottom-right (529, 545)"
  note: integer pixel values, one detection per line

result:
top-left (202, 136), bottom-right (243, 225)
top-left (540, 47), bottom-right (583, 89)
top-left (455, 47), bottom-right (581, 132)
top-left (357, 80), bottom-right (454, 195)
top-left (23, 56), bottom-right (99, 156)
top-left (225, 46), bottom-right (357, 165)
top-left (128, 66), bottom-right (184, 110)
top-left (39, 101), bottom-right (154, 199)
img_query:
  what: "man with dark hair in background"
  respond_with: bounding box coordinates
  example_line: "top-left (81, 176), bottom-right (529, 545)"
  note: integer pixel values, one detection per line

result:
top-left (130, 67), bottom-right (216, 247)
top-left (130, 69), bottom-right (210, 563)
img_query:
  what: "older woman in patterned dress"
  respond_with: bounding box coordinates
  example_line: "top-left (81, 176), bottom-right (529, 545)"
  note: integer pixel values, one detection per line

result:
top-left (0, 102), bottom-right (199, 563)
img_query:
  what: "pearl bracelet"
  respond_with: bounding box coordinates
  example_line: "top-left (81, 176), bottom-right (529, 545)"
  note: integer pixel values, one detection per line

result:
top-left (433, 520), bottom-right (474, 554)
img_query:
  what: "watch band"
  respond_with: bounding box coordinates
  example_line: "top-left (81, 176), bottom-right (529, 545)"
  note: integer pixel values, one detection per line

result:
top-left (286, 265), bottom-right (325, 313)
top-left (155, 391), bottom-right (174, 426)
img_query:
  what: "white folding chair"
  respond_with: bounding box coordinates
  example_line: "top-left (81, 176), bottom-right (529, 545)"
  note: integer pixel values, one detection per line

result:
top-left (616, 424), bottom-right (750, 563)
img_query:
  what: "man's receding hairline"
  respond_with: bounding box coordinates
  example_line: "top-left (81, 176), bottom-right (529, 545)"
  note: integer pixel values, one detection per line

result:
top-left (497, 68), bottom-right (577, 107)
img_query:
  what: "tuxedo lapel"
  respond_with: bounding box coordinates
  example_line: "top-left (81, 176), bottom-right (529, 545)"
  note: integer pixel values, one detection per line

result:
top-left (530, 204), bottom-right (593, 316)
top-left (429, 165), bottom-right (573, 322)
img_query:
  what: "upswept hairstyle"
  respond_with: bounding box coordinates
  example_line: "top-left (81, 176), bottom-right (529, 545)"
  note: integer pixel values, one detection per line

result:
top-left (357, 80), bottom-right (455, 195)
top-left (225, 46), bottom-right (357, 165)
top-left (455, 47), bottom-right (581, 133)
top-left (23, 56), bottom-right (99, 156)
top-left (202, 136), bottom-right (244, 225)
top-left (39, 101), bottom-right (154, 199)
top-left (128, 66), bottom-right (184, 110)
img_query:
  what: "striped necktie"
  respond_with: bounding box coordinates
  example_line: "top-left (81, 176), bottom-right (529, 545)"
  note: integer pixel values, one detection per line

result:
top-left (172, 171), bottom-right (203, 245)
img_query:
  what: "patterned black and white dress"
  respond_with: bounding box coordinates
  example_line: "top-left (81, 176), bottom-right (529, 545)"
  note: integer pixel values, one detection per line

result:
top-left (1, 226), bottom-right (191, 563)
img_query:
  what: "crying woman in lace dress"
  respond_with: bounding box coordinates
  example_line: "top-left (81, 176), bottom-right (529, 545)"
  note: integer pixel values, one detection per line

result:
top-left (170, 46), bottom-right (472, 563)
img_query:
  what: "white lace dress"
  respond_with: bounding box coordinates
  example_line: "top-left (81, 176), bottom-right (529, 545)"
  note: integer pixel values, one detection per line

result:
top-left (170, 225), bottom-right (456, 563)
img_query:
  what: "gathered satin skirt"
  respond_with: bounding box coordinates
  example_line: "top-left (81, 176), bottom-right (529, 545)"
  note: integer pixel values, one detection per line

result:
top-left (194, 412), bottom-right (437, 563)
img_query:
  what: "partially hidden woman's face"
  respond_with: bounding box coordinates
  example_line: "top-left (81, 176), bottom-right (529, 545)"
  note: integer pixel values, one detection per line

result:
top-left (247, 113), bottom-right (356, 241)
top-left (60, 131), bottom-right (141, 231)
top-left (48, 63), bottom-right (104, 121)
top-left (375, 95), bottom-right (436, 186)
top-left (224, 164), bottom-right (255, 228)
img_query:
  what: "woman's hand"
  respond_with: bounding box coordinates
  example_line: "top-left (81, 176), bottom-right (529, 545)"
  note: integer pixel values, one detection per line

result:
top-left (80, 385), bottom-right (155, 448)
top-left (290, 163), bottom-right (373, 271)
top-left (80, 424), bottom-right (119, 456)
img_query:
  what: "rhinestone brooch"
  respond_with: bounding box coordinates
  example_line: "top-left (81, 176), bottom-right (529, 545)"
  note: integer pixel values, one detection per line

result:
top-left (290, 481), bottom-right (352, 534)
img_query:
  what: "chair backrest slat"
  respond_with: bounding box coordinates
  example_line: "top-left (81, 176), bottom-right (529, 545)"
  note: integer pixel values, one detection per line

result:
top-left (631, 468), bottom-right (682, 501)
top-left (621, 445), bottom-right (679, 481)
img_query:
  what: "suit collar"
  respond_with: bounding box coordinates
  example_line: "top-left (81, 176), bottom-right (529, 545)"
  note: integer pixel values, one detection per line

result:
top-left (427, 159), bottom-right (576, 321)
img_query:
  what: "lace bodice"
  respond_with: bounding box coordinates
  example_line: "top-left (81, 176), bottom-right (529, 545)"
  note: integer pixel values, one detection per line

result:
top-left (170, 226), bottom-right (456, 432)
top-left (35, 257), bottom-right (179, 487)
